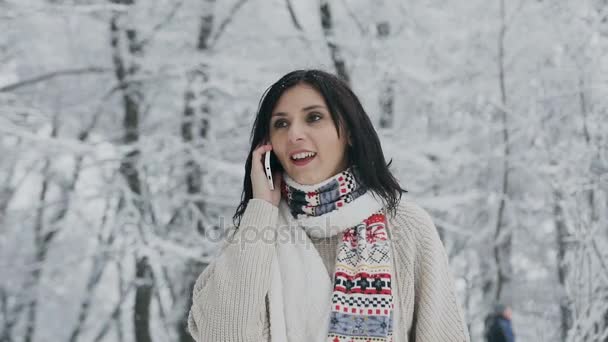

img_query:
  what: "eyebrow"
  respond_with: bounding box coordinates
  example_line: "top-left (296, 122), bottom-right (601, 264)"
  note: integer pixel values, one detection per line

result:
top-left (272, 105), bottom-right (327, 117)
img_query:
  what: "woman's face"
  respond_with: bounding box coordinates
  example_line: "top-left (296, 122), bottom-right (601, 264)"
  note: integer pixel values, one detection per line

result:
top-left (269, 83), bottom-right (349, 185)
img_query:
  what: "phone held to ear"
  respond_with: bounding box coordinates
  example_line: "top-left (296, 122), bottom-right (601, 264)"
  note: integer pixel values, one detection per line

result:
top-left (264, 151), bottom-right (274, 190)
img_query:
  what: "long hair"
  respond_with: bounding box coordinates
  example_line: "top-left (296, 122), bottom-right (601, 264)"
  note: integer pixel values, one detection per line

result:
top-left (233, 69), bottom-right (406, 227)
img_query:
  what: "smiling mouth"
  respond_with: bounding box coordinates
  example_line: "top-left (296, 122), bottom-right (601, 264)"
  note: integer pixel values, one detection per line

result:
top-left (290, 152), bottom-right (317, 166)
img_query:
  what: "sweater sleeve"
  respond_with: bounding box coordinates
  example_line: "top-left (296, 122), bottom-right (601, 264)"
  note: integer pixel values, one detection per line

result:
top-left (404, 202), bottom-right (470, 342)
top-left (188, 199), bottom-right (277, 342)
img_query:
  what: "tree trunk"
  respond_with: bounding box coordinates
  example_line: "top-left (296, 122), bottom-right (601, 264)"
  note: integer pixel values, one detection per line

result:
top-left (378, 77), bottom-right (395, 129)
top-left (579, 75), bottom-right (608, 341)
top-left (197, 0), bottom-right (216, 50)
top-left (320, 0), bottom-right (349, 84)
top-left (133, 257), bottom-right (154, 342)
top-left (109, 3), bottom-right (153, 341)
top-left (554, 189), bottom-right (572, 342)
top-left (377, 21), bottom-right (395, 129)
top-left (492, 0), bottom-right (513, 305)
top-left (178, 2), bottom-right (216, 341)
top-left (22, 162), bottom-right (48, 342)
top-left (23, 118), bottom-right (61, 342)
top-left (0, 149), bottom-right (18, 225)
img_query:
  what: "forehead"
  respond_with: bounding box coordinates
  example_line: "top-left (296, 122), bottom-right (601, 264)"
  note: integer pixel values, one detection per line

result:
top-left (272, 83), bottom-right (327, 114)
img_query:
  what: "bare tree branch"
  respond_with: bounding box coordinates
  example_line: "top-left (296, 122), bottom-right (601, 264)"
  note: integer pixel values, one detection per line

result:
top-left (210, 0), bottom-right (249, 48)
top-left (338, 0), bottom-right (366, 35)
top-left (285, 0), bottom-right (302, 31)
top-left (92, 280), bottom-right (136, 342)
top-left (68, 194), bottom-right (113, 342)
top-left (0, 67), bottom-right (112, 92)
top-left (138, 0), bottom-right (186, 48)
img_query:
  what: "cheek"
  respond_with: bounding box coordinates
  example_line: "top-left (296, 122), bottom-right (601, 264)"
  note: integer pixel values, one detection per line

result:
top-left (270, 134), bottom-right (287, 159)
top-left (333, 140), bottom-right (348, 160)
top-left (317, 127), bottom-right (345, 157)
top-left (269, 130), bottom-right (282, 146)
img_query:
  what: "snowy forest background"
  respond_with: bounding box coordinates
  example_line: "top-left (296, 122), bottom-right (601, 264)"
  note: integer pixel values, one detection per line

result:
top-left (0, 0), bottom-right (607, 341)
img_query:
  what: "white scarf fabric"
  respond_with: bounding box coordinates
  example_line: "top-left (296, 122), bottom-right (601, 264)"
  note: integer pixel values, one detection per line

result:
top-left (267, 180), bottom-right (386, 341)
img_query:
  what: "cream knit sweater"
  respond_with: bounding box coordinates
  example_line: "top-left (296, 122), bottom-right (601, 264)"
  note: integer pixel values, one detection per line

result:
top-left (188, 198), bottom-right (470, 341)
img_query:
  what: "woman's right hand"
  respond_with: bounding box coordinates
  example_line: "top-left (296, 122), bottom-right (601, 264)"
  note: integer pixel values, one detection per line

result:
top-left (251, 144), bottom-right (282, 207)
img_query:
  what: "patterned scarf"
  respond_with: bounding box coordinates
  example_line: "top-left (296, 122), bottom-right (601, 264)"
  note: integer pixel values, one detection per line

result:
top-left (281, 168), bottom-right (394, 341)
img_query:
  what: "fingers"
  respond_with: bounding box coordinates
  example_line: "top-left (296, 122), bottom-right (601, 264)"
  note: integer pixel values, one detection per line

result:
top-left (251, 143), bottom-right (272, 176)
top-left (252, 143), bottom-right (272, 160)
top-left (250, 143), bottom-right (281, 205)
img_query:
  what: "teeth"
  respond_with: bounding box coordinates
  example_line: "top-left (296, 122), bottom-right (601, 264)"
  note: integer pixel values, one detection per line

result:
top-left (291, 152), bottom-right (316, 160)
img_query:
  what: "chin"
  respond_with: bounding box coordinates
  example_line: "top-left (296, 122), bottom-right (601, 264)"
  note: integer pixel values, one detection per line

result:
top-left (291, 172), bottom-right (322, 185)
top-left (294, 176), bottom-right (315, 185)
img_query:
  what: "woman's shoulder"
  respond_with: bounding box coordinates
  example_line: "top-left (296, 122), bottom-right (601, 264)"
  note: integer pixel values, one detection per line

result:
top-left (386, 197), bottom-right (440, 246)
top-left (387, 197), bottom-right (435, 229)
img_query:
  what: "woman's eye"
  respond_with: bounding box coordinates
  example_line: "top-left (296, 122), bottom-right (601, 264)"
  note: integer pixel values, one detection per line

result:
top-left (308, 113), bottom-right (322, 122)
top-left (273, 119), bottom-right (288, 128)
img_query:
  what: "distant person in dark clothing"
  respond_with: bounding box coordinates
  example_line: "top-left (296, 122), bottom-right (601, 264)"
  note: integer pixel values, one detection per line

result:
top-left (485, 303), bottom-right (515, 342)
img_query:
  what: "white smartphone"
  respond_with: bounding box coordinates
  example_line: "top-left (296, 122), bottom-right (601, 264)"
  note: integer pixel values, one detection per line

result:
top-left (264, 151), bottom-right (274, 190)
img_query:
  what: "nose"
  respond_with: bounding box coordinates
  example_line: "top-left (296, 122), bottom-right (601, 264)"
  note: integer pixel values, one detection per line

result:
top-left (287, 121), bottom-right (306, 144)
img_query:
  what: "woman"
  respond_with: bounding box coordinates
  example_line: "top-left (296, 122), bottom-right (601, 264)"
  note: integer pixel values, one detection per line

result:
top-left (188, 69), bottom-right (470, 341)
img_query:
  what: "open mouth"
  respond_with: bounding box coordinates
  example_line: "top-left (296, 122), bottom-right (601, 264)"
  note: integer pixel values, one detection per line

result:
top-left (290, 152), bottom-right (317, 166)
